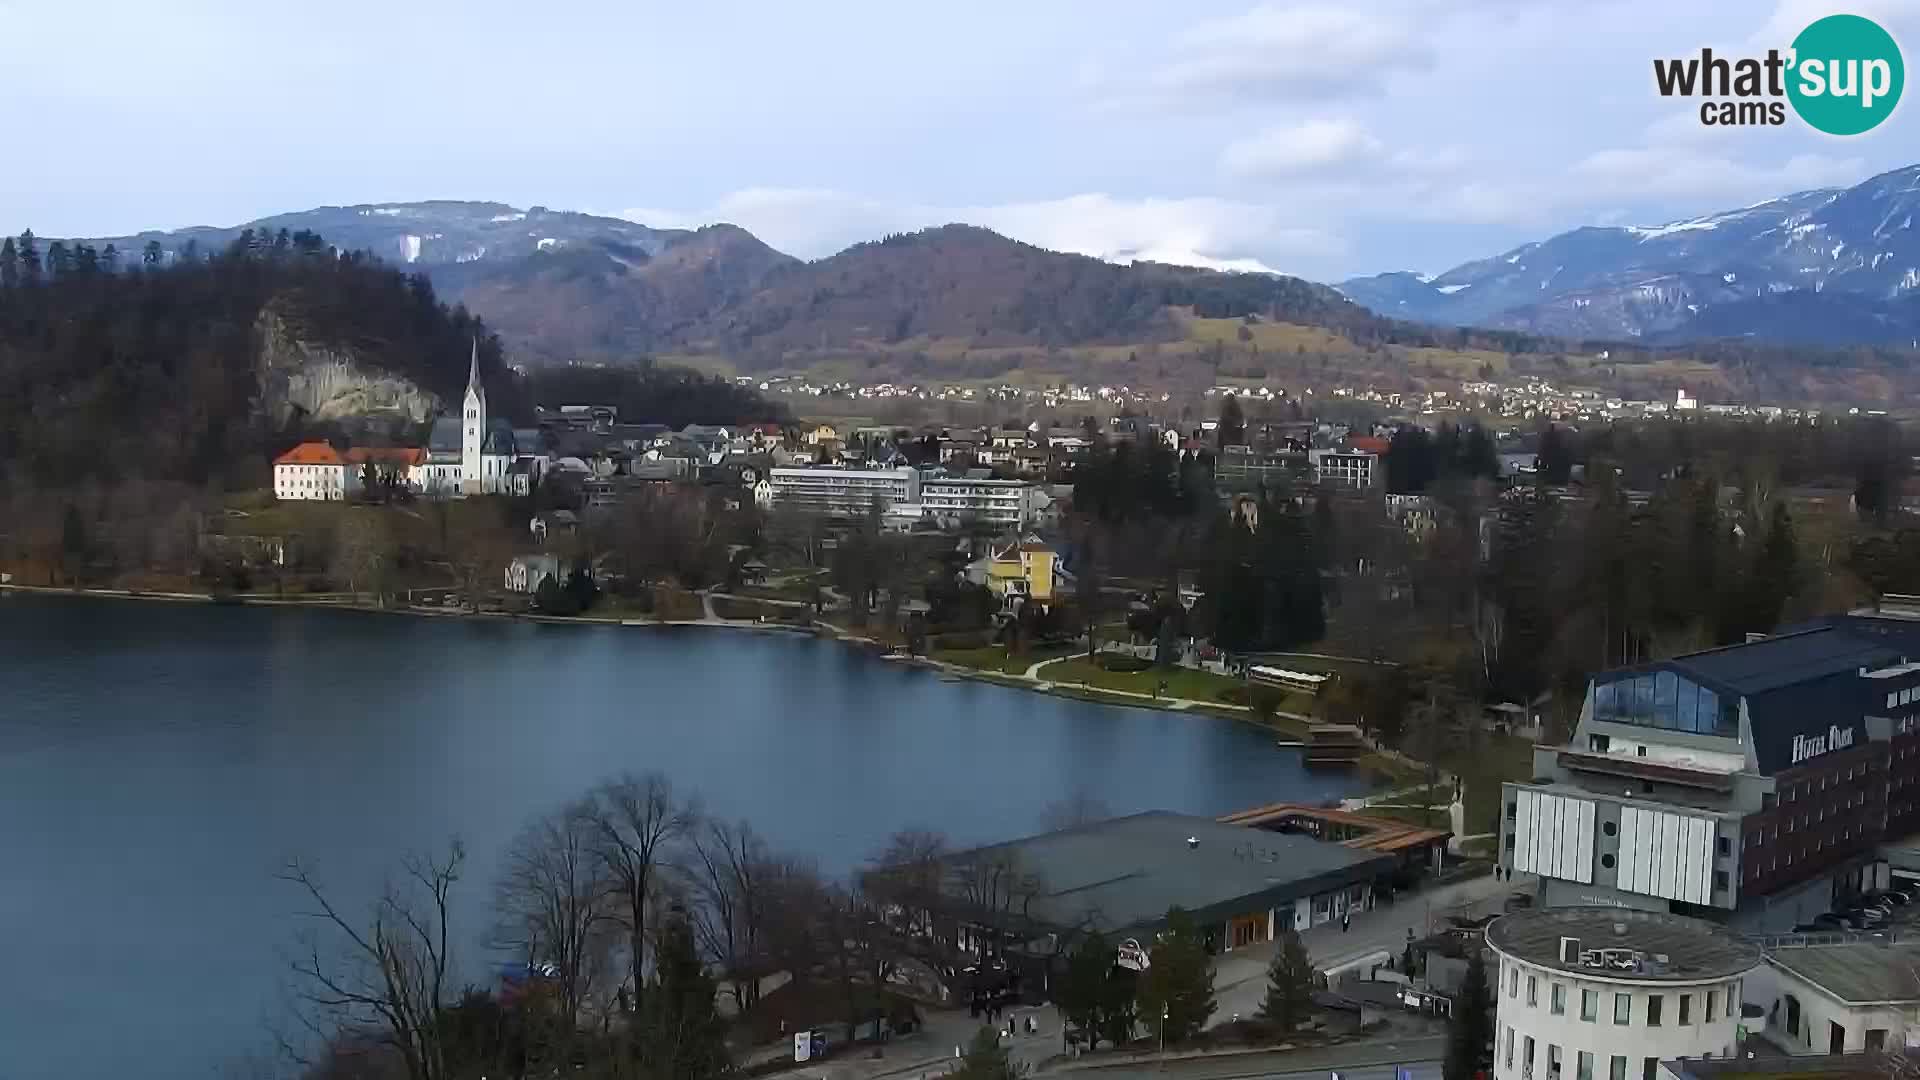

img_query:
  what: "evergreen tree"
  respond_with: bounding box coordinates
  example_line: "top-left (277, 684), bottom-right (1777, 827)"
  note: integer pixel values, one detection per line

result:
top-left (1135, 907), bottom-right (1215, 1045)
top-left (1218, 393), bottom-right (1246, 449)
top-left (1443, 951), bottom-right (1493, 1080)
top-left (142, 239), bottom-right (162, 265)
top-left (1537, 424), bottom-right (1574, 485)
top-left (18, 229), bottom-right (40, 282)
top-left (637, 915), bottom-right (730, 1080)
top-left (1744, 501), bottom-right (1799, 635)
top-left (1257, 929), bottom-right (1315, 1035)
top-left (101, 243), bottom-right (118, 272)
top-left (951, 1025), bottom-right (1025, 1079)
top-left (1059, 931), bottom-right (1113, 1050)
top-left (0, 236), bottom-right (16, 288)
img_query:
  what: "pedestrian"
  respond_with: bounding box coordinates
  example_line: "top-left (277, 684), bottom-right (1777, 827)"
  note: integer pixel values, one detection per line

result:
top-left (1342, 911), bottom-right (1351, 933)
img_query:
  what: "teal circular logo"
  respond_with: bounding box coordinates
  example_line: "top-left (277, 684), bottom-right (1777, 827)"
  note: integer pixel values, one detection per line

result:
top-left (1787, 14), bottom-right (1904, 135)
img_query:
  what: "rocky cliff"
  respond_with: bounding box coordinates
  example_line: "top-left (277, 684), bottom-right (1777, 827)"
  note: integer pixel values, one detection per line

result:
top-left (254, 309), bottom-right (441, 425)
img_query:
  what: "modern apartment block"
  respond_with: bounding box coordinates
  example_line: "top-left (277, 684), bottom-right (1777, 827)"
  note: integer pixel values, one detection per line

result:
top-left (766, 466), bottom-right (921, 517)
top-left (1500, 626), bottom-right (1920, 931)
top-left (920, 475), bottom-right (1031, 527)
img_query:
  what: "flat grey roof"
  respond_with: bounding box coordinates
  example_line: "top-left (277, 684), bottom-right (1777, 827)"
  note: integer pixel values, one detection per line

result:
top-left (1768, 943), bottom-right (1920, 1004)
top-left (944, 811), bottom-right (1393, 935)
top-left (1486, 908), bottom-right (1760, 982)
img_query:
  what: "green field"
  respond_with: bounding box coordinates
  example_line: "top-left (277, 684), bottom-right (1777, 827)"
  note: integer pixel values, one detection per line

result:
top-left (933, 643), bottom-right (1073, 675)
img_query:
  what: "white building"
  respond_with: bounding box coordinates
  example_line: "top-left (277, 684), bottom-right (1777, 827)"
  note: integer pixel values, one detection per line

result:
top-left (1311, 448), bottom-right (1378, 489)
top-left (1488, 908), bottom-right (1759, 1080)
top-left (920, 475), bottom-right (1032, 527)
top-left (273, 441), bottom-right (353, 501)
top-left (1676, 389), bottom-right (1698, 412)
top-left (767, 466), bottom-right (920, 516)
top-left (1747, 941), bottom-right (1920, 1055)
top-left (459, 342), bottom-right (518, 496)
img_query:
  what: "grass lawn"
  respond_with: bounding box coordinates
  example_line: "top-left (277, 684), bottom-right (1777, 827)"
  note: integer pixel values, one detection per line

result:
top-left (933, 642), bottom-right (1073, 676)
top-left (1044, 654), bottom-right (1246, 703)
top-left (1432, 732), bottom-right (1538, 836)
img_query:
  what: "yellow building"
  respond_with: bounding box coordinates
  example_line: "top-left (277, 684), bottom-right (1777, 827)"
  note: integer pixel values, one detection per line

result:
top-left (987, 540), bottom-right (1059, 609)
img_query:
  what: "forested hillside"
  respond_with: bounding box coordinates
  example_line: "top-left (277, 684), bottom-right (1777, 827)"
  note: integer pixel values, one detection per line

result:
top-left (0, 229), bottom-right (507, 494)
top-left (0, 229), bottom-right (781, 499)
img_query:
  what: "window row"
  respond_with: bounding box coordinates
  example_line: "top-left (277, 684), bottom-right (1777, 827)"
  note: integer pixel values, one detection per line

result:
top-left (1506, 967), bottom-right (1739, 1029)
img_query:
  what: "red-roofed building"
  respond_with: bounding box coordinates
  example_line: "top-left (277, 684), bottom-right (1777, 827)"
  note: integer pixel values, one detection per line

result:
top-left (1347, 435), bottom-right (1390, 455)
top-left (274, 441), bottom-right (351, 501)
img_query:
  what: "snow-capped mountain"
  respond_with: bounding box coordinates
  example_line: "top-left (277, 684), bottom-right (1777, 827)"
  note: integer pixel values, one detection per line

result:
top-left (1339, 164), bottom-right (1920, 344)
top-left (95, 200), bottom-right (693, 269)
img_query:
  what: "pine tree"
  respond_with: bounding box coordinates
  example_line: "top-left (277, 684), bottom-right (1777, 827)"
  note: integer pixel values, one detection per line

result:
top-left (0, 236), bottom-right (16, 288)
top-left (952, 1025), bottom-right (1025, 1079)
top-left (18, 229), bottom-right (40, 282)
top-left (1135, 907), bottom-right (1215, 1046)
top-left (1443, 950), bottom-right (1493, 1080)
top-left (637, 915), bottom-right (730, 1080)
top-left (1258, 929), bottom-right (1315, 1035)
top-left (1059, 931), bottom-right (1112, 1050)
top-left (1218, 393), bottom-right (1246, 449)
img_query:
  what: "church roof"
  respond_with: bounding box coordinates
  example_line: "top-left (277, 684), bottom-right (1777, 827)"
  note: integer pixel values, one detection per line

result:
top-left (481, 421), bottom-right (517, 455)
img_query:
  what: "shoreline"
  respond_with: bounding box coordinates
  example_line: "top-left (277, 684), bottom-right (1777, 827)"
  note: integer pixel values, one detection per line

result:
top-left (0, 583), bottom-right (1409, 781)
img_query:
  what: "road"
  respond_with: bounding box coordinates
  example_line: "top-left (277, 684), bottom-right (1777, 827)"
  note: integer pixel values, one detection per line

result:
top-left (1056, 1035), bottom-right (1446, 1079)
top-left (1210, 870), bottom-right (1524, 1026)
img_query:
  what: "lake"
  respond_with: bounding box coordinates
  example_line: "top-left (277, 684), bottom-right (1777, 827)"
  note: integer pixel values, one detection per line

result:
top-left (0, 594), bottom-right (1379, 1079)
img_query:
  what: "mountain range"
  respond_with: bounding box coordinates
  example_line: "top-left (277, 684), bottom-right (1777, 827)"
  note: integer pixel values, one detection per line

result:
top-left (1338, 164), bottom-right (1920, 347)
top-left (71, 167), bottom-right (1920, 402)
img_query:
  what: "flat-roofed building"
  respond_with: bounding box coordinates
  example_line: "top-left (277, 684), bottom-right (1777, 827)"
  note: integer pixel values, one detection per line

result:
top-left (1499, 627), bottom-right (1920, 931)
top-left (767, 466), bottom-right (919, 517)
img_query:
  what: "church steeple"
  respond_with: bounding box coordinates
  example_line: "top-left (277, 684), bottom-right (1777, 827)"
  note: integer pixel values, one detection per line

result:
top-left (460, 337), bottom-right (487, 495)
top-left (466, 338), bottom-right (481, 394)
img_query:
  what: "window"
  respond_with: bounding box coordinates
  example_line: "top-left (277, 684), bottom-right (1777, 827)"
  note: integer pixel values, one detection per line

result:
top-left (1610, 1056), bottom-right (1628, 1080)
top-left (1707, 990), bottom-right (1718, 1022)
top-left (1505, 1027), bottom-right (1514, 1068)
top-left (1717, 836), bottom-right (1731, 856)
top-left (1714, 870), bottom-right (1729, 890)
top-left (1679, 994), bottom-right (1691, 1024)
top-left (1643, 1060), bottom-right (1658, 1080)
top-left (1525, 1037), bottom-right (1536, 1075)
top-left (1603, 820), bottom-right (1617, 837)
top-left (1581, 989), bottom-right (1597, 1021)
top-left (1868, 1029), bottom-right (1889, 1050)
top-left (1578, 1050), bottom-right (1594, 1080)
top-left (1510, 967), bottom-right (1519, 997)
top-left (1549, 1045), bottom-right (1563, 1079)
top-left (1551, 983), bottom-right (1566, 1015)
top-left (1528, 976), bottom-right (1538, 1007)
top-left (1614, 992), bottom-right (1631, 1025)
top-left (1602, 853), bottom-right (1617, 869)
top-left (1647, 994), bottom-right (1663, 1026)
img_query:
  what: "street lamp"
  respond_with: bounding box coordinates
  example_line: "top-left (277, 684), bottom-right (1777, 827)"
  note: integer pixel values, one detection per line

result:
top-left (1157, 1004), bottom-right (1170, 1070)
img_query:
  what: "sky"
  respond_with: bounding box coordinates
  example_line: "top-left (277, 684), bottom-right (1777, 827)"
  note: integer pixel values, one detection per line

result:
top-left (3, 0), bottom-right (1917, 282)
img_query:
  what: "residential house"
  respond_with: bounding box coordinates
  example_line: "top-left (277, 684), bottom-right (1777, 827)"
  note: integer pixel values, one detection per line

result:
top-left (803, 423), bottom-right (841, 447)
top-left (984, 538), bottom-right (1060, 613)
top-left (504, 553), bottom-right (572, 594)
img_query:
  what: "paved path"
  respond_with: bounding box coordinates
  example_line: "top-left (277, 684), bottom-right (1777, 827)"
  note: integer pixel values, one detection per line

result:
top-left (1209, 869), bottom-right (1523, 1028)
top-left (1052, 1036), bottom-right (1445, 1078)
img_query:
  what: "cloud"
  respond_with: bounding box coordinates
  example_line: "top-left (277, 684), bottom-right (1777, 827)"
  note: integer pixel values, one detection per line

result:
top-left (1220, 117), bottom-right (1469, 186)
top-left (1219, 118), bottom-right (1385, 179)
top-left (611, 189), bottom-right (1345, 277)
top-left (1118, 3), bottom-right (1433, 106)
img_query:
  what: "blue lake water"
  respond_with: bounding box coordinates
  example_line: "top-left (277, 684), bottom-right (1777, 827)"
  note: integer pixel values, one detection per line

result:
top-left (0, 595), bottom-right (1379, 1078)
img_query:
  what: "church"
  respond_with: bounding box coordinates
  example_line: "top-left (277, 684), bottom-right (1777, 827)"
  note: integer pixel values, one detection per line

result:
top-left (419, 341), bottom-right (537, 497)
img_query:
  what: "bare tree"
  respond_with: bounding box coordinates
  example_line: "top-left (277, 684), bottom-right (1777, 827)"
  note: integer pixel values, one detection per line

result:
top-left (686, 817), bottom-right (773, 1016)
top-left (494, 801), bottom-right (614, 1062)
top-left (331, 512), bottom-right (395, 604)
top-left (590, 772), bottom-right (699, 1005)
top-left (276, 843), bottom-right (463, 1080)
top-left (947, 850), bottom-right (1046, 962)
top-left (1471, 592), bottom-right (1505, 696)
